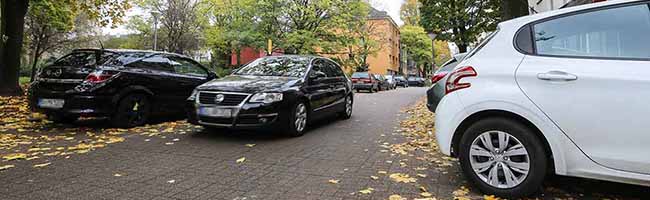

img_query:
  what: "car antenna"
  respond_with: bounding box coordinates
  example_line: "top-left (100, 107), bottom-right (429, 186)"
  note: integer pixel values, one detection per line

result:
top-left (96, 39), bottom-right (106, 66)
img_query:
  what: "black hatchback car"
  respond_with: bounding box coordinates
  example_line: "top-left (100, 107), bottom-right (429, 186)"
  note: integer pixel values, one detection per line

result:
top-left (187, 55), bottom-right (353, 137)
top-left (29, 49), bottom-right (216, 127)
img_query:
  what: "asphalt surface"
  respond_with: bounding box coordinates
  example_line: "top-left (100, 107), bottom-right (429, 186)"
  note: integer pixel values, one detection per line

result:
top-left (1, 87), bottom-right (435, 200)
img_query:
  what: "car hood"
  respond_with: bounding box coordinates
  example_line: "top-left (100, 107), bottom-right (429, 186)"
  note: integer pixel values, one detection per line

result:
top-left (197, 75), bottom-right (301, 93)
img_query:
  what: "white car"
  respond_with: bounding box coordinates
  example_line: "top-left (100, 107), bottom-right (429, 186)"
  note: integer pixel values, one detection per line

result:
top-left (435, 0), bottom-right (650, 198)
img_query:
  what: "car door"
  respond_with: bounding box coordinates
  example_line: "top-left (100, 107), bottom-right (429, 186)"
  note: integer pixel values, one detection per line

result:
top-left (304, 59), bottom-right (332, 113)
top-left (167, 56), bottom-right (211, 104)
top-left (515, 3), bottom-right (650, 174)
top-left (126, 55), bottom-right (179, 112)
top-left (321, 60), bottom-right (347, 112)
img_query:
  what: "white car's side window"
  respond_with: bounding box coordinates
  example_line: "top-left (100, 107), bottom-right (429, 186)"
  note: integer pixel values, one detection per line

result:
top-left (533, 4), bottom-right (650, 59)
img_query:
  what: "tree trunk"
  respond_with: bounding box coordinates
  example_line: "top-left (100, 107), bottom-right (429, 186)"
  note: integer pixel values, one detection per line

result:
top-left (30, 45), bottom-right (41, 82)
top-left (0, 0), bottom-right (29, 96)
top-left (457, 44), bottom-right (468, 53)
top-left (501, 0), bottom-right (529, 20)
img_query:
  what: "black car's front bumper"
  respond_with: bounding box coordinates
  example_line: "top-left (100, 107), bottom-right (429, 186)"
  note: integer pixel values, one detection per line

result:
top-left (186, 95), bottom-right (290, 129)
top-left (28, 86), bottom-right (114, 117)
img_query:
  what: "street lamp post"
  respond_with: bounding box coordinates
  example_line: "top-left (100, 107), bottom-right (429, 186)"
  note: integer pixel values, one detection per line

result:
top-left (427, 33), bottom-right (437, 76)
top-left (151, 11), bottom-right (161, 51)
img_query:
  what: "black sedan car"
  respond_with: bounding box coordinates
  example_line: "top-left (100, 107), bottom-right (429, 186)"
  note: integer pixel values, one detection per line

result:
top-left (394, 75), bottom-right (408, 87)
top-left (29, 49), bottom-right (216, 127)
top-left (187, 55), bottom-right (354, 137)
top-left (407, 76), bottom-right (425, 87)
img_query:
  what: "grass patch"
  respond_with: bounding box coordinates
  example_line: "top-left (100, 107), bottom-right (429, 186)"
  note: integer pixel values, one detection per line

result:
top-left (19, 77), bottom-right (31, 85)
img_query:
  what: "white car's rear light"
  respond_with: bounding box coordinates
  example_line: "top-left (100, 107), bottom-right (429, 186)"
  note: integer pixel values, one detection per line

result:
top-left (445, 66), bottom-right (477, 94)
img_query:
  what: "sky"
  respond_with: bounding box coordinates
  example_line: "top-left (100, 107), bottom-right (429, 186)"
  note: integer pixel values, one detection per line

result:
top-left (102, 0), bottom-right (405, 35)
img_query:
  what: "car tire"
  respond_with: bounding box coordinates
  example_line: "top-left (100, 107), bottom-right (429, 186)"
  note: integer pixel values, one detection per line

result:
top-left (285, 101), bottom-right (308, 137)
top-left (338, 95), bottom-right (353, 120)
top-left (112, 93), bottom-right (151, 128)
top-left (47, 114), bottom-right (77, 124)
top-left (458, 117), bottom-right (547, 199)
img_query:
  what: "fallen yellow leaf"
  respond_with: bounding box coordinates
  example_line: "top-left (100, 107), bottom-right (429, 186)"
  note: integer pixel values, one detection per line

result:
top-left (245, 144), bottom-right (256, 147)
top-left (421, 192), bottom-right (433, 197)
top-left (389, 194), bottom-right (406, 200)
top-left (33, 162), bottom-right (51, 168)
top-left (328, 179), bottom-right (339, 184)
top-left (370, 175), bottom-right (379, 180)
top-left (236, 157), bottom-right (246, 164)
top-left (389, 173), bottom-right (417, 183)
top-left (0, 165), bottom-right (15, 170)
top-left (3, 153), bottom-right (27, 161)
top-left (359, 187), bottom-right (374, 194)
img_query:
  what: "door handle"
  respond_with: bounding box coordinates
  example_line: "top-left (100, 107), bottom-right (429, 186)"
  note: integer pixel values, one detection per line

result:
top-left (537, 71), bottom-right (578, 81)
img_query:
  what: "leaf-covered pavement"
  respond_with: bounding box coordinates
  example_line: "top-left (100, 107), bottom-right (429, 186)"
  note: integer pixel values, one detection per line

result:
top-left (0, 95), bottom-right (200, 173)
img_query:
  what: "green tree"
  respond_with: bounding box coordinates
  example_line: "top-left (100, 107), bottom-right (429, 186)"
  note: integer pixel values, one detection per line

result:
top-left (25, 0), bottom-right (77, 82)
top-left (400, 25), bottom-right (432, 76)
top-left (400, 0), bottom-right (421, 26)
top-left (419, 0), bottom-right (500, 53)
top-left (137, 0), bottom-right (205, 54)
top-left (0, 0), bottom-right (130, 96)
top-left (433, 40), bottom-right (451, 67)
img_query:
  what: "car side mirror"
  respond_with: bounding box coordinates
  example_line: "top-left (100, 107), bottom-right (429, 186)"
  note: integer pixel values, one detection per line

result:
top-left (309, 71), bottom-right (327, 80)
top-left (207, 71), bottom-right (218, 80)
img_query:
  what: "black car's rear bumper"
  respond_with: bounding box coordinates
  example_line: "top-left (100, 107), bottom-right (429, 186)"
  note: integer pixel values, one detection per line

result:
top-left (29, 87), bottom-right (114, 117)
top-left (353, 83), bottom-right (374, 90)
top-left (426, 82), bottom-right (445, 113)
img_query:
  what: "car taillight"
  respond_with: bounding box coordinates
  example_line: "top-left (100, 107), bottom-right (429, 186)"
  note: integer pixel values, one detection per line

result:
top-left (445, 66), bottom-right (477, 94)
top-left (85, 70), bottom-right (117, 84)
top-left (431, 72), bottom-right (448, 83)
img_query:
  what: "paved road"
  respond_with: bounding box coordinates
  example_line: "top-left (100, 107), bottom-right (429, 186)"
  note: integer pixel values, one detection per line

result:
top-left (2, 87), bottom-right (648, 200)
top-left (1, 87), bottom-right (434, 200)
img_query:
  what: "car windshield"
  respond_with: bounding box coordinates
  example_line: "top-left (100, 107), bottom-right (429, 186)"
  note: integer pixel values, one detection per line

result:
top-left (351, 72), bottom-right (369, 78)
top-left (234, 57), bottom-right (309, 77)
top-left (385, 75), bottom-right (393, 79)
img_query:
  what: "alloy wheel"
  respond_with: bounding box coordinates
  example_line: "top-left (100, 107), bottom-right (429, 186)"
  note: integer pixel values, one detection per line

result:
top-left (294, 103), bottom-right (307, 132)
top-left (345, 96), bottom-right (353, 116)
top-left (469, 131), bottom-right (530, 189)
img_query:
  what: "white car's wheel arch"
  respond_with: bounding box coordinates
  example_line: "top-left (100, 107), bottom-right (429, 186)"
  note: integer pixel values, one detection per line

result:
top-left (448, 100), bottom-right (570, 175)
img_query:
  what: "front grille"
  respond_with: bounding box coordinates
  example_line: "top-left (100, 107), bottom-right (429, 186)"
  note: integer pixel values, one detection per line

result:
top-left (199, 116), bottom-right (233, 125)
top-left (198, 92), bottom-right (249, 106)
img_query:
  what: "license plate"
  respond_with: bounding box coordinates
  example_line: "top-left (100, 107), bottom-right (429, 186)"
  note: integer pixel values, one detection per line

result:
top-left (38, 99), bottom-right (65, 109)
top-left (199, 107), bottom-right (232, 118)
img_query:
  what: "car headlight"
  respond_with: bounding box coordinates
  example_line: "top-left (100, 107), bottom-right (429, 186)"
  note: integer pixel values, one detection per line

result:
top-left (188, 89), bottom-right (199, 101)
top-left (249, 93), bottom-right (283, 104)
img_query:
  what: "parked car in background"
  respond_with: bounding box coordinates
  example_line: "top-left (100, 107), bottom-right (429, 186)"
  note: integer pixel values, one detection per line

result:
top-left (187, 56), bottom-right (353, 137)
top-left (435, 1), bottom-right (650, 198)
top-left (394, 75), bottom-right (409, 87)
top-left (373, 74), bottom-right (391, 91)
top-left (29, 49), bottom-right (216, 127)
top-left (384, 75), bottom-right (398, 89)
top-left (351, 72), bottom-right (379, 93)
top-left (407, 76), bottom-right (425, 87)
top-left (426, 53), bottom-right (467, 112)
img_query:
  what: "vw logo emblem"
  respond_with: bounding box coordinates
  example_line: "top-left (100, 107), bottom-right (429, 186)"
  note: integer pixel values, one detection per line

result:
top-left (215, 94), bottom-right (225, 103)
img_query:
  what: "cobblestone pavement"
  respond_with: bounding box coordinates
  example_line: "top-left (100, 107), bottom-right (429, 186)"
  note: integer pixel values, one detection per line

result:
top-left (1, 87), bottom-right (648, 200)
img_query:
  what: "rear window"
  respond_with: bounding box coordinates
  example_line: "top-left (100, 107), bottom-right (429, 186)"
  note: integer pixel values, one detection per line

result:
top-left (104, 52), bottom-right (150, 66)
top-left (54, 51), bottom-right (116, 67)
top-left (351, 72), bottom-right (369, 78)
top-left (464, 30), bottom-right (498, 59)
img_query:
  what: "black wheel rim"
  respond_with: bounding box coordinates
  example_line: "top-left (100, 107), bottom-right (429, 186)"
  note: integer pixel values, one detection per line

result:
top-left (121, 96), bottom-right (148, 126)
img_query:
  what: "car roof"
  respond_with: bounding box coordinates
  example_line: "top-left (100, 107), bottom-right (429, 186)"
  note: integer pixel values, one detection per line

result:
top-left (72, 48), bottom-right (189, 58)
top-left (499, 0), bottom-right (640, 29)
